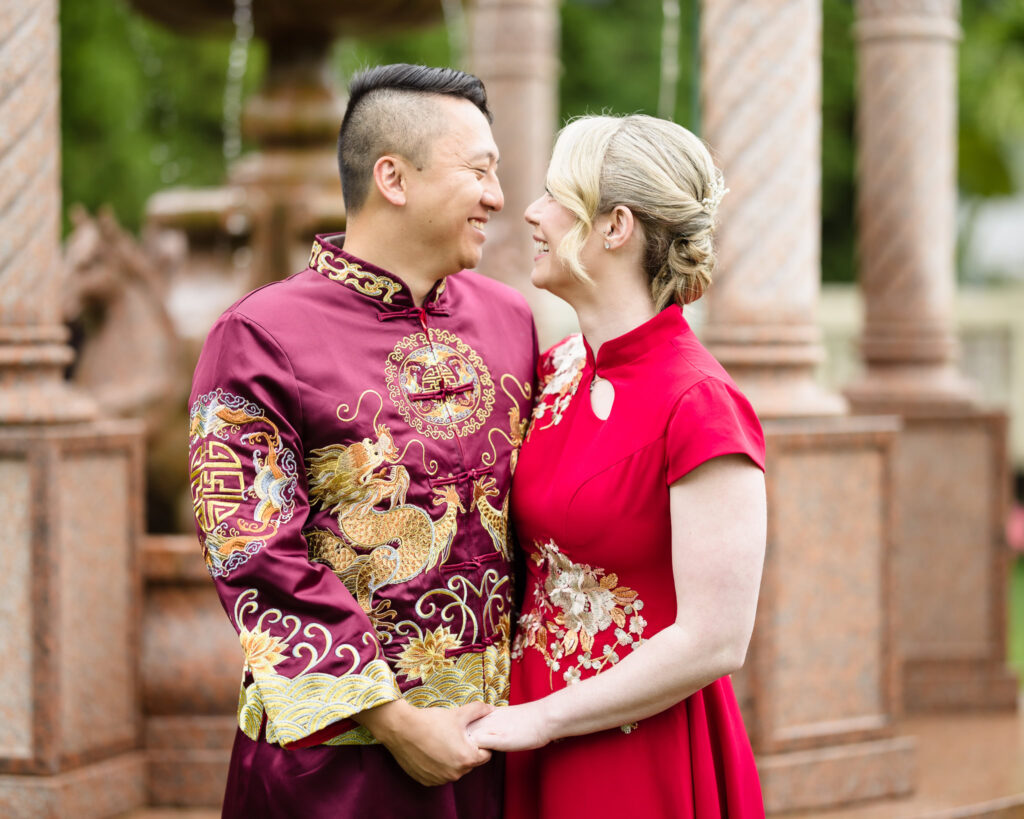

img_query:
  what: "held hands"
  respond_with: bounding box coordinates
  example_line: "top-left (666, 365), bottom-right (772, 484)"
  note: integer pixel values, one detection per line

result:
top-left (468, 703), bottom-right (552, 753)
top-left (356, 699), bottom-right (494, 787)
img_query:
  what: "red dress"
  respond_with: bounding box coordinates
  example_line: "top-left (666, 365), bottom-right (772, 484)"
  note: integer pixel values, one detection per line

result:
top-left (505, 306), bottom-right (766, 819)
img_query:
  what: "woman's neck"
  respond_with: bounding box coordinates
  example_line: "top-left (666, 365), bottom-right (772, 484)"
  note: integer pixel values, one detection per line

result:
top-left (571, 280), bottom-right (658, 361)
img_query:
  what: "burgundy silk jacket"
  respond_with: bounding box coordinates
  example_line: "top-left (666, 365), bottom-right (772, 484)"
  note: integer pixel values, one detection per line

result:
top-left (188, 234), bottom-right (537, 748)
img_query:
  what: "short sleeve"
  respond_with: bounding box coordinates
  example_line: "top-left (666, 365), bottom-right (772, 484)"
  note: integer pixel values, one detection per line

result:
top-left (664, 377), bottom-right (766, 485)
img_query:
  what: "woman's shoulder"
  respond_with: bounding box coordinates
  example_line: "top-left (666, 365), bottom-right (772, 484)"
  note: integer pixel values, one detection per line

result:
top-left (538, 333), bottom-right (586, 393)
top-left (661, 327), bottom-right (743, 397)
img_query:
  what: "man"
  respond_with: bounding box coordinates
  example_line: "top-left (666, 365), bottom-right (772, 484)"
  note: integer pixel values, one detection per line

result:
top-left (188, 64), bottom-right (537, 817)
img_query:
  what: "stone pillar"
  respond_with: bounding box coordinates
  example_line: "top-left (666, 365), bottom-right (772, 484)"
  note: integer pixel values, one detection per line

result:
top-left (847, 0), bottom-right (1018, 713)
top-left (846, 0), bottom-right (973, 412)
top-left (736, 417), bottom-right (915, 813)
top-left (0, 2), bottom-right (146, 816)
top-left (699, 0), bottom-right (845, 419)
top-left (0, 0), bottom-right (94, 423)
top-left (700, 1), bottom-right (915, 811)
top-left (468, 0), bottom-right (573, 347)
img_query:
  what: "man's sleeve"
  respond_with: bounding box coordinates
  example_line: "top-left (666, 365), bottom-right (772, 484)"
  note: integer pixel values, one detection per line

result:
top-left (188, 311), bottom-right (400, 747)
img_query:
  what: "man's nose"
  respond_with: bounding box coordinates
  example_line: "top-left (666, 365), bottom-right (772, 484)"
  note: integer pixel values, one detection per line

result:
top-left (484, 176), bottom-right (504, 212)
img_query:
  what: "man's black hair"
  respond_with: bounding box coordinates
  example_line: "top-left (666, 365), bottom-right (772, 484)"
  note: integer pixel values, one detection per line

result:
top-left (337, 64), bottom-right (492, 214)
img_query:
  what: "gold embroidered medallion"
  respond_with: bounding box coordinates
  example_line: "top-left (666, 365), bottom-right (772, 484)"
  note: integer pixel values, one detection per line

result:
top-left (385, 330), bottom-right (495, 440)
top-left (189, 389), bottom-right (299, 578)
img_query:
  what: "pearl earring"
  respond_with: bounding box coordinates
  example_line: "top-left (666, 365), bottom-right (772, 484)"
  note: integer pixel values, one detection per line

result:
top-left (604, 242), bottom-right (610, 250)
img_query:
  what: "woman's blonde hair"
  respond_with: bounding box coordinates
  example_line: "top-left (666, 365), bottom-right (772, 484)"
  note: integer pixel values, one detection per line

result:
top-left (546, 114), bottom-right (726, 309)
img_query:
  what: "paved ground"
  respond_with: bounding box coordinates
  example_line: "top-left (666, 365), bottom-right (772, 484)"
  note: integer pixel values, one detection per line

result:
top-left (778, 698), bottom-right (1024, 818)
top-left (119, 698), bottom-right (1024, 818)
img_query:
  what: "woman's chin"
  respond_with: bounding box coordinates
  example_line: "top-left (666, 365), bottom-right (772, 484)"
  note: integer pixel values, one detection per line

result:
top-left (529, 265), bottom-right (550, 291)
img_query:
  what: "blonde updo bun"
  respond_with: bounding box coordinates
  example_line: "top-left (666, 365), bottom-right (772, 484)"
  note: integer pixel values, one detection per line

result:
top-left (546, 114), bottom-right (726, 309)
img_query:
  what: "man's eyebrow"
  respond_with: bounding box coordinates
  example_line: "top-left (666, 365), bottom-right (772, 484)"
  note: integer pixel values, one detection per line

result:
top-left (468, 149), bottom-right (499, 165)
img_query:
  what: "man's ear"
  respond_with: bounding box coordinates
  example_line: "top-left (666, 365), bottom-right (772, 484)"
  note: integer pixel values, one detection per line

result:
top-left (373, 155), bottom-right (408, 207)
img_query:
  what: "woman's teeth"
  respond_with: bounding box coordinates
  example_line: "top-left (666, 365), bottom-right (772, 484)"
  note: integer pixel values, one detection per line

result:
top-left (534, 240), bottom-right (549, 254)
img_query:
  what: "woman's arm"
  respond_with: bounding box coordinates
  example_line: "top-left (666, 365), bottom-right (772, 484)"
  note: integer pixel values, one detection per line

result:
top-left (469, 453), bottom-right (766, 751)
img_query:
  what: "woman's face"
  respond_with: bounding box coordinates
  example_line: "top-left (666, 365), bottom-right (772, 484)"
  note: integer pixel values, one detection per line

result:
top-left (524, 191), bottom-right (587, 294)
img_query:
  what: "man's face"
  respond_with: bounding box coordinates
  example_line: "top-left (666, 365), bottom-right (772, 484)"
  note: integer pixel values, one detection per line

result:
top-left (402, 97), bottom-right (504, 276)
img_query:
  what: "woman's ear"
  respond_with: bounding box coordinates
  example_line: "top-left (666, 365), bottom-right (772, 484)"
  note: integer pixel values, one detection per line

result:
top-left (603, 205), bottom-right (636, 250)
top-left (373, 156), bottom-right (408, 207)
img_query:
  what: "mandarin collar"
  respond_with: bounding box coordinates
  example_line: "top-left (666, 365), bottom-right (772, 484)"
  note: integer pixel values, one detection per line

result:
top-left (308, 233), bottom-right (449, 312)
top-left (583, 305), bottom-right (688, 372)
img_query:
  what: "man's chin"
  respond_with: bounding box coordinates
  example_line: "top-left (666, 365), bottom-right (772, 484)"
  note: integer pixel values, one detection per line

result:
top-left (457, 254), bottom-right (483, 273)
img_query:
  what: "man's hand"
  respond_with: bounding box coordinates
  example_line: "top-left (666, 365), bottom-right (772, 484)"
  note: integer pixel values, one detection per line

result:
top-left (355, 699), bottom-right (495, 787)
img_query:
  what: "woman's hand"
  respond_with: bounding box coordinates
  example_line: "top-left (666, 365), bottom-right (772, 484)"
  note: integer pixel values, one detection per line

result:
top-left (468, 704), bottom-right (552, 752)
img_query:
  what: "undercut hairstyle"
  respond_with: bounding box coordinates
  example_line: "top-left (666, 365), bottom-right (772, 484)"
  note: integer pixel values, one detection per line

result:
top-left (338, 64), bottom-right (492, 214)
top-left (547, 114), bottom-right (725, 309)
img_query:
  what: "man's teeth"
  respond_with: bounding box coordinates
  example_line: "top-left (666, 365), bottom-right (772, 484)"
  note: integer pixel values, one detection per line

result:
top-left (470, 219), bottom-right (486, 230)
top-left (534, 240), bottom-right (549, 254)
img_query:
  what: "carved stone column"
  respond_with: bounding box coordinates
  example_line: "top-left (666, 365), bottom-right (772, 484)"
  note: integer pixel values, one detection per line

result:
top-left (846, 0), bottom-right (974, 412)
top-left (699, 0), bottom-right (845, 418)
top-left (468, 0), bottom-right (572, 346)
top-left (0, 0), bottom-right (94, 423)
top-left (847, 0), bottom-right (1018, 715)
top-left (701, 1), bottom-right (916, 812)
top-left (0, 2), bottom-right (146, 816)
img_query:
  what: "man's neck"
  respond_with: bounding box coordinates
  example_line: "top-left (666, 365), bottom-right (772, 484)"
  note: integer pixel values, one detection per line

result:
top-left (342, 225), bottom-right (443, 307)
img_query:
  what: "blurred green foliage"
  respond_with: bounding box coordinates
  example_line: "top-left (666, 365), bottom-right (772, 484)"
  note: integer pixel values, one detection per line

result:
top-left (1011, 557), bottom-right (1024, 686)
top-left (821, 0), bottom-right (857, 285)
top-left (61, 0), bottom-right (1024, 282)
top-left (59, 0), bottom-right (265, 234)
top-left (960, 0), bottom-right (1024, 198)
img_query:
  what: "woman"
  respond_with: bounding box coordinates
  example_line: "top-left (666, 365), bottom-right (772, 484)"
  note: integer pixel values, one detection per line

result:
top-left (468, 114), bottom-right (767, 817)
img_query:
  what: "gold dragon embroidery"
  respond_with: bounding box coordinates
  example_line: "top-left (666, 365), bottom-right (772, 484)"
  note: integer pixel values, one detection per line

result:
top-left (472, 391), bottom-right (529, 560)
top-left (471, 476), bottom-right (511, 561)
top-left (305, 424), bottom-right (464, 628)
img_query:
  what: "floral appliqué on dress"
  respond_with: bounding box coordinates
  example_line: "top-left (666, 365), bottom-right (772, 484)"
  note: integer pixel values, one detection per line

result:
top-left (526, 334), bottom-right (586, 440)
top-left (511, 539), bottom-right (647, 688)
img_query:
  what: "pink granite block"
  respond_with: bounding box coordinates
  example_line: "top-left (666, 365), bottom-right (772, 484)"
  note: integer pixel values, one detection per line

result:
top-left (739, 417), bottom-right (903, 755)
top-left (0, 422), bottom-right (144, 776)
top-left (733, 417), bottom-right (917, 813)
top-left (59, 452), bottom-right (138, 757)
top-left (0, 455), bottom-right (34, 762)
top-left (141, 558), bottom-right (241, 717)
top-left (0, 752), bottom-right (147, 819)
top-left (147, 749), bottom-right (230, 809)
top-left (759, 736), bottom-right (915, 814)
top-left (893, 412), bottom-right (1018, 711)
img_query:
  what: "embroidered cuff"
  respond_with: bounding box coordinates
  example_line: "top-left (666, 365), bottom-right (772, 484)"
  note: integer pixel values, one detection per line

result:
top-left (239, 659), bottom-right (401, 746)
